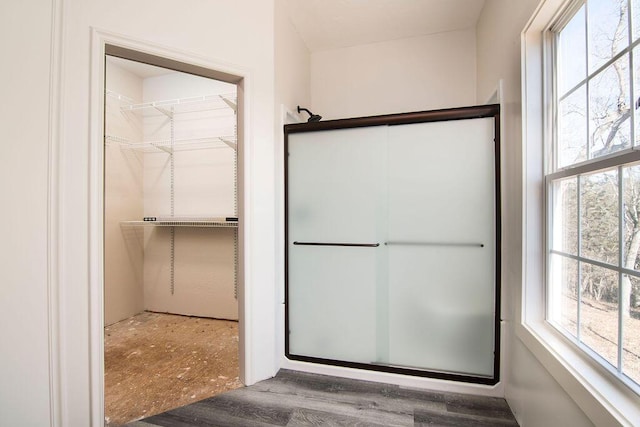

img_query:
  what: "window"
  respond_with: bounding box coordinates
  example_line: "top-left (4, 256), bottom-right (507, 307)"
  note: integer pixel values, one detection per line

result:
top-left (547, 0), bottom-right (640, 392)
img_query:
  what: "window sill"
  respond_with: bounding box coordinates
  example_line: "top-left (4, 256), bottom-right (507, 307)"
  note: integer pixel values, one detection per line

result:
top-left (516, 319), bottom-right (640, 426)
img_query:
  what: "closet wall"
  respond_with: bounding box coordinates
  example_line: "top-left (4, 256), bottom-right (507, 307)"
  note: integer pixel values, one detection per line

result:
top-left (105, 58), bottom-right (238, 326)
top-left (142, 72), bottom-right (238, 320)
top-left (104, 60), bottom-right (144, 325)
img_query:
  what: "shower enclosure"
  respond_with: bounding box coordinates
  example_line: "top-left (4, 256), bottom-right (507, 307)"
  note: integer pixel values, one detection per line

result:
top-left (284, 104), bottom-right (501, 384)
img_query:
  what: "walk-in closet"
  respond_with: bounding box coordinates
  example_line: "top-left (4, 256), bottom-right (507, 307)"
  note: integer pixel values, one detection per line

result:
top-left (103, 54), bottom-right (240, 426)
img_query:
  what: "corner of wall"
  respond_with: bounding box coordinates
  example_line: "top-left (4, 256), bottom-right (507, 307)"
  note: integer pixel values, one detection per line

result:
top-left (475, 0), bottom-right (596, 425)
top-left (274, 0), bottom-right (312, 375)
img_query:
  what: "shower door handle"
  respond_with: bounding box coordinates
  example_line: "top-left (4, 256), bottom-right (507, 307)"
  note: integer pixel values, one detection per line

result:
top-left (384, 241), bottom-right (484, 248)
top-left (293, 241), bottom-right (380, 247)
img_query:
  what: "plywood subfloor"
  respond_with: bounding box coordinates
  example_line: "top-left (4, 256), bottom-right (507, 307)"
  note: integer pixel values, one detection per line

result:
top-left (104, 312), bottom-right (242, 426)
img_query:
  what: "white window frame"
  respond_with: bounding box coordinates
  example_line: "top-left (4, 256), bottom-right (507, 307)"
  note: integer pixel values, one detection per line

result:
top-left (547, 0), bottom-right (640, 390)
top-left (522, 0), bottom-right (640, 424)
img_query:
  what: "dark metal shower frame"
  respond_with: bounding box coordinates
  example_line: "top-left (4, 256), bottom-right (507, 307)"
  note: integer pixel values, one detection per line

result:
top-left (284, 104), bottom-right (502, 386)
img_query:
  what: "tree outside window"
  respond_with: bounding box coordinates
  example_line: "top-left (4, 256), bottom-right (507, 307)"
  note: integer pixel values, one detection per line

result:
top-left (549, 0), bottom-right (640, 389)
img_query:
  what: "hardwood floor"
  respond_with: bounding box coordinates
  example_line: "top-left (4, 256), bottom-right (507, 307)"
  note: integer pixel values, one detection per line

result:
top-left (125, 369), bottom-right (518, 426)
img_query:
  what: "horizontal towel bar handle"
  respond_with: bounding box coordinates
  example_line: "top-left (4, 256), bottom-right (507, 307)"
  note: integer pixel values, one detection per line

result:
top-left (293, 241), bottom-right (380, 248)
top-left (292, 241), bottom-right (483, 248)
top-left (385, 241), bottom-right (484, 248)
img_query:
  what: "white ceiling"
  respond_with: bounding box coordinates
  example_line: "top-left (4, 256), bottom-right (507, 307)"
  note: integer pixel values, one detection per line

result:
top-left (285, 0), bottom-right (486, 52)
top-left (108, 1), bottom-right (487, 75)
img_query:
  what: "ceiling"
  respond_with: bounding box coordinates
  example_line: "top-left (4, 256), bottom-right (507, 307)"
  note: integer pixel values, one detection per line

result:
top-left (108, 1), bottom-right (487, 76)
top-left (285, 0), bottom-right (486, 52)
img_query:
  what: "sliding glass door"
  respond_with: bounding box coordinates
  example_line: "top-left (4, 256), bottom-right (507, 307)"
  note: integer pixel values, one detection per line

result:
top-left (285, 105), bottom-right (500, 384)
top-left (287, 126), bottom-right (386, 363)
top-left (385, 118), bottom-right (496, 378)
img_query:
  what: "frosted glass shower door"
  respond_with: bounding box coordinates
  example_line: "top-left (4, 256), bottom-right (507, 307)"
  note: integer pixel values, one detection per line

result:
top-left (287, 126), bottom-right (387, 364)
top-left (285, 105), bottom-right (500, 383)
top-left (386, 118), bottom-right (496, 377)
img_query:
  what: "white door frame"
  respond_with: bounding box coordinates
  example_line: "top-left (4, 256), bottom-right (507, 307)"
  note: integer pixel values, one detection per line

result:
top-left (88, 29), bottom-right (251, 425)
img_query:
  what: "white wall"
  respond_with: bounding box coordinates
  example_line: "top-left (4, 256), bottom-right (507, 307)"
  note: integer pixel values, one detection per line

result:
top-left (142, 73), bottom-right (236, 218)
top-left (55, 0), bottom-right (276, 425)
top-left (0, 1), bottom-right (55, 425)
top-left (141, 73), bottom-right (238, 320)
top-left (275, 0), bottom-right (311, 118)
top-left (274, 0), bottom-right (311, 367)
top-left (310, 29), bottom-right (477, 120)
top-left (476, 1), bottom-right (594, 425)
top-left (104, 60), bottom-right (145, 326)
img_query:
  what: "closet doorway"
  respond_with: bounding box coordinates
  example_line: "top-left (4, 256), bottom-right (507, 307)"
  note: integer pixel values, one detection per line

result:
top-left (102, 48), bottom-right (242, 426)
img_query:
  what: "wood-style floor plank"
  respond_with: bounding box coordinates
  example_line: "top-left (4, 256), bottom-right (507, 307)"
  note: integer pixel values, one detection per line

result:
top-left (414, 408), bottom-right (520, 427)
top-left (287, 407), bottom-right (391, 427)
top-left (228, 386), bottom-right (414, 426)
top-left (258, 369), bottom-right (446, 418)
top-left (127, 369), bottom-right (519, 427)
top-left (143, 393), bottom-right (293, 427)
top-left (444, 393), bottom-right (517, 421)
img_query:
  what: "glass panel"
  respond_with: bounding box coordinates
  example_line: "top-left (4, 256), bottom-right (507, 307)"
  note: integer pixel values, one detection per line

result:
top-left (549, 254), bottom-right (579, 337)
top-left (386, 118), bottom-right (496, 377)
top-left (387, 246), bottom-right (494, 376)
top-left (551, 178), bottom-right (578, 254)
top-left (622, 274), bottom-right (640, 384)
top-left (287, 127), bottom-right (387, 243)
top-left (580, 263), bottom-right (619, 367)
top-left (581, 169), bottom-right (619, 265)
top-left (287, 117), bottom-right (498, 379)
top-left (288, 246), bottom-right (379, 362)
top-left (633, 0), bottom-right (640, 42)
top-left (623, 164), bottom-right (640, 272)
top-left (287, 127), bottom-right (387, 363)
top-left (558, 5), bottom-right (587, 96)
top-left (622, 167), bottom-right (640, 383)
top-left (589, 56), bottom-right (631, 159)
top-left (634, 46), bottom-right (640, 147)
top-left (558, 86), bottom-right (587, 167)
top-left (588, 0), bottom-right (629, 73)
